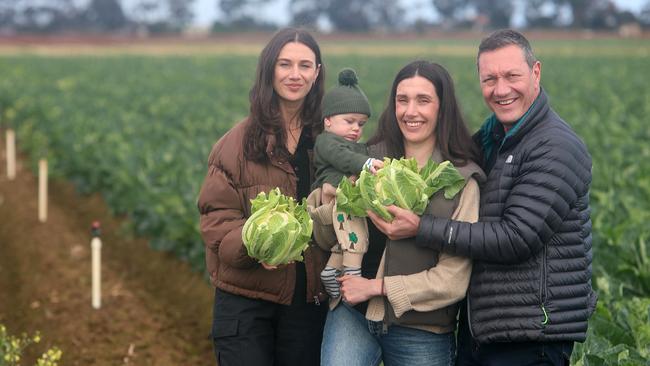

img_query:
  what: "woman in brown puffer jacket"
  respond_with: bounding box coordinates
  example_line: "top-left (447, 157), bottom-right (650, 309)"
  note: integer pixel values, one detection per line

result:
top-left (197, 28), bottom-right (329, 366)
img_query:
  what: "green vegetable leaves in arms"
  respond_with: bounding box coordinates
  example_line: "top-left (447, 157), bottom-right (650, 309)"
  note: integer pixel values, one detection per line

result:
top-left (336, 157), bottom-right (465, 221)
top-left (242, 188), bottom-right (313, 265)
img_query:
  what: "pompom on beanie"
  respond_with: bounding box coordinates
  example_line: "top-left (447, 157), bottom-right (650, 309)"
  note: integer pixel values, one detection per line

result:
top-left (322, 68), bottom-right (371, 120)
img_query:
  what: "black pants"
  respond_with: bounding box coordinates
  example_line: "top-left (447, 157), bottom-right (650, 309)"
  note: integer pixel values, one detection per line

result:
top-left (456, 302), bottom-right (574, 366)
top-left (211, 288), bottom-right (327, 366)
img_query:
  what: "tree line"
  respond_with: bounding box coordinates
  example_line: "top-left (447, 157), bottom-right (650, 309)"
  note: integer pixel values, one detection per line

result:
top-left (0, 0), bottom-right (194, 34)
top-left (1, 0), bottom-right (649, 35)
top-left (244, 0), bottom-right (649, 32)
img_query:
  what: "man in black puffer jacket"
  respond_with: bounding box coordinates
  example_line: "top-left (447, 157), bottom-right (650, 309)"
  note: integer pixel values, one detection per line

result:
top-left (368, 29), bottom-right (596, 365)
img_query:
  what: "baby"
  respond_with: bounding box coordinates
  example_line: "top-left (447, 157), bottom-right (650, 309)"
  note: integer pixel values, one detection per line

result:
top-left (312, 68), bottom-right (382, 299)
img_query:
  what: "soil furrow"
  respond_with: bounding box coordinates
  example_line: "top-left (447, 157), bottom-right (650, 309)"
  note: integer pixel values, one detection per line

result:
top-left (0, 139), bottom-right (213, 365)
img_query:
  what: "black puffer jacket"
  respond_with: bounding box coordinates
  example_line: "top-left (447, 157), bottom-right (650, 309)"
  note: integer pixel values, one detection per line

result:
top-left (416, 89), bottom-right (597, 344)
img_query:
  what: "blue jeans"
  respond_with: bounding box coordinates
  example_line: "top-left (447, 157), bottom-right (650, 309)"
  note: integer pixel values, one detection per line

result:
top-left (321, 303), bottom-right (455, 366)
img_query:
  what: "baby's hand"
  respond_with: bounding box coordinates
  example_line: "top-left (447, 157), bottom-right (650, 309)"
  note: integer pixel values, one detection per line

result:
top-left (369, 159), bottom-right (384, 174)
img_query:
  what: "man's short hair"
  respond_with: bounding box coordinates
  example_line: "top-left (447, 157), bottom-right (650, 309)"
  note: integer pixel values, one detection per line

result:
top-left (477, 29), bottom-right (537, 68)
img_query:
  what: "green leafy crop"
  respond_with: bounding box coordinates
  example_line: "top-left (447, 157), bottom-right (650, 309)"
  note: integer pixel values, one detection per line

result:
top-left (1, 47), bottom-right (648, 363)
top-left (336, 157), bottom-right (465, 221)
top-left (242, 188), bottom-right (313, 266)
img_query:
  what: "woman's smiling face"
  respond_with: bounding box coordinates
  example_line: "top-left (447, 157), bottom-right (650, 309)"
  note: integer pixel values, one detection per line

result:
top-left (272, 42), bottom-right (320, 105)
top-left (395, 75), bottom-right (439, 146)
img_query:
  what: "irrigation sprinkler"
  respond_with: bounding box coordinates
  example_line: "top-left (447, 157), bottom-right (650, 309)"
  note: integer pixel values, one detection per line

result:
top-left (38, 159), bottom-right (47, 222)
top-left (6, 129), bottom-right (15, 180)
top-left (91, 221), bottom-right (102, 309)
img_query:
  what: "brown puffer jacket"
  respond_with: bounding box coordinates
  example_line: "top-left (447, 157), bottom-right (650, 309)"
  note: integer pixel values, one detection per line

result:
top-left (197, 119), bottom-right (328, 305)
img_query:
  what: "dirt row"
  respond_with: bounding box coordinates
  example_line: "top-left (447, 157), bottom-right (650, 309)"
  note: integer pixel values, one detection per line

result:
top-left (0, 137), bottom-right (215, 365)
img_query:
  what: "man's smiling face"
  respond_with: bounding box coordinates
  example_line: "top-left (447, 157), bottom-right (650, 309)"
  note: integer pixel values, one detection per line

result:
top-left (478, 44), bottom-right (541, 126)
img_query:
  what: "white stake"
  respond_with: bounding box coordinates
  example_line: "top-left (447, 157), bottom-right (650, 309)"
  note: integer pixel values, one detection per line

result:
top-left (91, 237), bottom-right (102, 309)
top-left (38, 159), bottom-right (47, 222)
top-left (91, 221), bottom-right (102, 309)
top-left (6, 129), bottom-right (15, 180)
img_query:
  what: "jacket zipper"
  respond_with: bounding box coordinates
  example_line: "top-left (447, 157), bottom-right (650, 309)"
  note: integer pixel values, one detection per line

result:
top-left (540, 244), bottom-right (548, 326)
top-left (303, 245), bottom-right (321, 306)
top-left (467, 288), bottom-right (476, 339)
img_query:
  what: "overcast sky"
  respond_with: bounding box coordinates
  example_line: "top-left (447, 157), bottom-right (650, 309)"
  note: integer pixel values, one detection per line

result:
top-left (181, 0), bottom-right (646, 27)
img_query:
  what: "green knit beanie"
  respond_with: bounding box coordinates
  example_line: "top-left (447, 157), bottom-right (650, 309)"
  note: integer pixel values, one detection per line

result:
top-left (322, 68), bottom-right (371, 120)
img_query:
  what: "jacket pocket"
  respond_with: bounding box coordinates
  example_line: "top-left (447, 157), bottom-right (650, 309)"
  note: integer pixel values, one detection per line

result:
top-left (211, 318), bottom-right (239, 339)
top-left (539, 245), bottom-right (548, 327)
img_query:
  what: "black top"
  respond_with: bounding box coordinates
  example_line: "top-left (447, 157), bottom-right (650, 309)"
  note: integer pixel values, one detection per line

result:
top-left (288, 130), bottom-right (314, 305)
top-left (290, 130), bottom-right (314, 201)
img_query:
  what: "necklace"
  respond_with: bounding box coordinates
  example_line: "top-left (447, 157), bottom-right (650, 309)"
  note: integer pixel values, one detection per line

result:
top-left (288, 128), bottom-right (300, 144)
top-left (287, 126), bottom-right (301, 154)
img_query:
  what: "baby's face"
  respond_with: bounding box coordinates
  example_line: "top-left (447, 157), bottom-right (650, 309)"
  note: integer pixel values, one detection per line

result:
top-left (324, 113), bottom-right (368, 142)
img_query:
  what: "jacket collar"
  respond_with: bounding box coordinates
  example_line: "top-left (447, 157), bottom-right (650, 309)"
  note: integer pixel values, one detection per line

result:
top-left (264, 129), bottom-right (314, 175)
top-left (478, 87), bottom-right (550, 157)
top-left (264, 133), bottom-right (293, 173)
top-left (265, 133), bottom-right (277, 159)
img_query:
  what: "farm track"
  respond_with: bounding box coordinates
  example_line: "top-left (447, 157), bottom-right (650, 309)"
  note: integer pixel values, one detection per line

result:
top-left (0, 141), bottom-right (214, 365)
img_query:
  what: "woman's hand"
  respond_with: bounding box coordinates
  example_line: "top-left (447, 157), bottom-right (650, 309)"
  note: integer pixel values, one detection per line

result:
top-left (260, 261), bottom-right (294, 270)
top-left (367, 205), bottom-right (420, 240)
top-left (338, 276), bottom-right (383, 306)
top-left (260, 262), bottom-right (279, 270)
top-left (321, 183), bottom-right (337, 204)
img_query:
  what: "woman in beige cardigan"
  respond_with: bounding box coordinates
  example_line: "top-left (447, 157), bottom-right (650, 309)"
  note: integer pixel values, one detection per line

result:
top-left (318, 61), bottom-right (485, 366)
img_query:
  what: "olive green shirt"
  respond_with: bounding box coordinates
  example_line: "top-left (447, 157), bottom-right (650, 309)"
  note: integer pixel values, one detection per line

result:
top-left (312, 131), bottom-right (370, 190)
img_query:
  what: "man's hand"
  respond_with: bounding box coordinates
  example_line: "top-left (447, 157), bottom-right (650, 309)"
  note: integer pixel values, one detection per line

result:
top-left (367, 205), bottom-right (420, 240)
top-left (338, 276), bottom-right (383, 305)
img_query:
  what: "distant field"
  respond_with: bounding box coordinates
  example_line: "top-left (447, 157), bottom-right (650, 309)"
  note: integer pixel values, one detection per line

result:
top-left (0, 37), bottom-right (648, 364)
top-left (0, 33), bottom-right (649, 57)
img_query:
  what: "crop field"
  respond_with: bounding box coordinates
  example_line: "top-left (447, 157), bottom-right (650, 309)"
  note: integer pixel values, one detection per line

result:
top-left (0, 37), bottom-right (649, 364)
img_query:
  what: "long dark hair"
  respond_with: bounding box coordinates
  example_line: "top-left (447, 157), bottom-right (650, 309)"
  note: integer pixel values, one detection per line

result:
top-left (367, 60), bottom-right (479, 166)
top-left (243, 28), bottom-right (325, 163)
